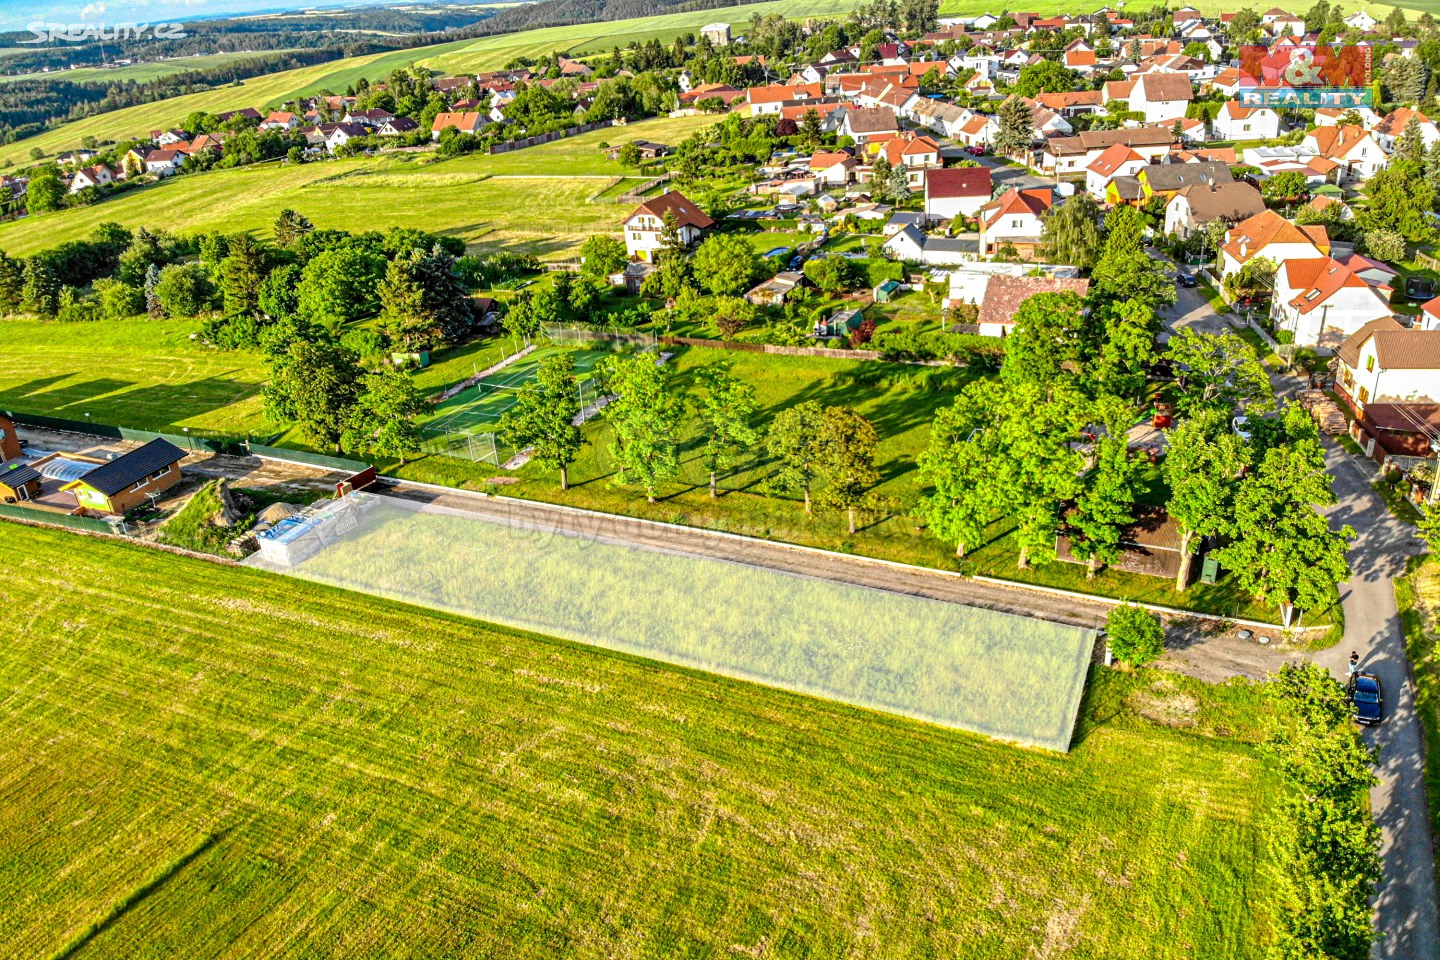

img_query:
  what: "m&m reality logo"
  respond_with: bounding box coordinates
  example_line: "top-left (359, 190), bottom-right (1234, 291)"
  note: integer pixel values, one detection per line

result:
top-left (1237, 44), bottom-right (1373, 108)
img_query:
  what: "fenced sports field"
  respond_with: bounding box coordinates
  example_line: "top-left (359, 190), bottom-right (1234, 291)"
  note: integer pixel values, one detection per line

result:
top-left (420, 335), bottom-right (657, 465)
top-left (246, 495), bottom-right (1096, 752)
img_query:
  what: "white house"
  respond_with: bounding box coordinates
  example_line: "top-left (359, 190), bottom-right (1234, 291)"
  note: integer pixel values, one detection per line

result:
top-left (809, 151), bottom-right (858, 186)
top-left (1127, 72), bottom-right (1193, 125)
top-left (1085, 143), bottom-right (1149, 200)
top-left (1219, 209), bottom-right (1330, 280)
top-left (925, 167), bottom-right (994, 222)
top-left (621, 189), bottom-right (715, 262)
top-left (910, 98), bottom-right (972, 139)
top-left (977, 187), bottom-right (1054, 259)
top-left (881, 225), bottom-right (974, 265)
top-left (1315, 106), bottom-right (1382, 129)
top-left (1373, 107), bottom-right (1440, 152)
top-left (142, 148), bottom-right (185, 177)
top-left (1164, 181), bottom-right (1266, 237)
top-left (1337, 318), bottom-right (1440, 409)
top-left (1344, 8), bottom-right (1378, 31)
top-left (1301, 125), bottom-right (1387, 183)
top-left (1213, 101), bottom-right (1280, 141)
top-left (1271, 257), bottom-right (1395, 352)
top-left (68, 164), bottom-right (113, 194)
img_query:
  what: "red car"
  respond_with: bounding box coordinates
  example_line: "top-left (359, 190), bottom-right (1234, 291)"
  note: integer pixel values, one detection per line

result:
top-left (964, 145), bottom-right (986, 156)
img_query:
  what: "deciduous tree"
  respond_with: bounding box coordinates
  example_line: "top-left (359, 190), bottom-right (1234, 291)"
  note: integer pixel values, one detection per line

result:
top-left (497, 353), bottom-right (585, 489)
top-left (815, 406), bottom-right (882, 534)
top-left (1164, 409), bottom-right (1250, 591)
top-left (694, 366), bottom-right (759, 497)
top-left (603, 353), bottom-right (684, 503)
top-left (766, 399), bottom-right (826, 513)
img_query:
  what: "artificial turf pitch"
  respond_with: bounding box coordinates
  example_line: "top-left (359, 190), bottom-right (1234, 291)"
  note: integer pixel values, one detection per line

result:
top-left (425, 344), bottom-right (612, 433)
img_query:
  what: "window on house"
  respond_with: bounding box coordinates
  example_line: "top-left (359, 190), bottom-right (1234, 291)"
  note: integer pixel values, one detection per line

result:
top-left (1365, 355), bottom-right (1375, 372)
top-left (1358, 385), bottom-right (1370, 403)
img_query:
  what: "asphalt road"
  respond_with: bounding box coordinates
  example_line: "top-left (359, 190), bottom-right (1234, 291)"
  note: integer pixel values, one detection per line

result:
top-left (1161, 271), bottom-right (1440, 960)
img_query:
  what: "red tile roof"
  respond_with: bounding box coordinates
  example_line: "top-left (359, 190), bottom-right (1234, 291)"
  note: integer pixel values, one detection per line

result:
top-left (925, 166), bottom-right (992, 198)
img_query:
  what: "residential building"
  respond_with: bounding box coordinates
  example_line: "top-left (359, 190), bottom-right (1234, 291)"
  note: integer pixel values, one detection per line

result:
top-left (1134, 160), bottom-right (1233, 201)
top-left (876, 133), bottom-right (942, 185)
top-left (1337, 317), bottom-right (1440, 409)
top-left (68, 164), bottom-right (113, 194)
top-left (810, 151), bottom-right (858, 186)
top-left (260, 111), bottom-right (299, 131)
top-left (840, 106), bottom-right (901, 148)
top-left (1164, 181), bottom-right (1266, 237)
top-left (1085, 144), bottom-right (1149, 200)
top-left (1127, 72), bottom-right (1193, 124)
top-left (1219, 209), bottom-right (1330, 279)
top-left (701, 22), bottom-right (731, 45)
top-left (1271, 257), bottom-right (1395, 351)
top-left (430, 112), bottom-right (486, 138)
top-left (1041, 127), bottom-right (1174, 175)
top-left (62, 438), bottom-right (185, 516)
top-left (1213, 101), bottom-right (1280, 141)
top-left (1373, 107), bottom-right (1440, 152)
top-left (977, 187), bottom-right (1054, 259)
top-left (881, 225), bottom-right (975, 265)
top-left (621, 190), bottom-right (715, 262)
top-left (925, 167), bottom-right (994, 221)
top-left (1302, 125), bottom-right (1387, 183)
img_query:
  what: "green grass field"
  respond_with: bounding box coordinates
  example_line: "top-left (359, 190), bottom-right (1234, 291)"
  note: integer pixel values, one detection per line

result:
top-left (0, 114), bottom-right (716, 258)
top-left (0, 318), bottom-right (268, 435)
top-left (0, 521), bottom-right (1281, 957)
top-left (0, 51), bottom-right (303, 87)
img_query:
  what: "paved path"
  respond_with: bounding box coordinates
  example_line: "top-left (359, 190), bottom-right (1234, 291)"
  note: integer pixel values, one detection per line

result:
top-left (1161, 269), bottom-right (1440, 960)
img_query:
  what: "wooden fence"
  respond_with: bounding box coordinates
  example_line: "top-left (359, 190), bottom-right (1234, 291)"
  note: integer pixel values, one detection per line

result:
top-left (487, 120), bottom-right (613, 155)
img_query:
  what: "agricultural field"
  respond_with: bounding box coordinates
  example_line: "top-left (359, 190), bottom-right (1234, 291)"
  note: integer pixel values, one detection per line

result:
top-left (0, 52), bottom-right (303, 87)
top-left (0, 522), bottom-right (1281, 957)
top-left (0, 114), bottom-right (717, 257)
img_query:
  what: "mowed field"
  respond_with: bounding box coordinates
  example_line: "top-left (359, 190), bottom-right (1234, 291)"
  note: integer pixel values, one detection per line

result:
top-left (0, 318), bottom-right (268, 435)
top-left (0, 114), bottom-right (717, 258)
top-left (0, 51), bottom-right (304, 87)
top-left (0, 522), bottom-right (1280, 958)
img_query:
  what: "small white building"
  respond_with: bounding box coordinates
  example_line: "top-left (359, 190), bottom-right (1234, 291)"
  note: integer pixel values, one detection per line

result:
top-left (1337, 318), bottom-right (1440, 409)
top-left (1270, 257), bottom-right (1395, 352)
top-left (924, 167), bottom-right (993, 221)
top-left (1127, 72), bottom-right (1194, 125)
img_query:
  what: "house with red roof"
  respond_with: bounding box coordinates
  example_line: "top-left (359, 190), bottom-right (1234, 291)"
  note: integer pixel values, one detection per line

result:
top-left (1373, 107), bottom-right (1440, 152)
top-left (978, 187), bottom-right (1054, 258)
top-left (1085, 143), bottom-right (1148, 201)
top-left (621, 190), bottom-right (715, 261)
top-left (1271, 257), bottom-right (1395, 350)
top-left (874, 133), bottom-right (942, 185)
top-left (260, 111), bottom-right (299, 131)
top-left (1219, 209), bottom-right (1330, 280)
top-left (746, 82), bottom-right (822, 116)
top-left (68, 163), bottom-right (112, 194)
top-left (1301, 124), bottom-right (1387, 183)
top-left (925, 167), bottom-right (993, 221)
top-left (809, 150), bottom-right (858, 187)
top-left (430, 112), bottom-right (486, 139)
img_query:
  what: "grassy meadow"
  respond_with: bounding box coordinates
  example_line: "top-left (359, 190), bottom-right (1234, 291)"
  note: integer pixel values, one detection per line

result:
top-left (0, 522), bottom-right (1281, 957)
top-left (0, 52), bottom-right (304, 87)
top-left (0, 114), bottom-right (716, 258)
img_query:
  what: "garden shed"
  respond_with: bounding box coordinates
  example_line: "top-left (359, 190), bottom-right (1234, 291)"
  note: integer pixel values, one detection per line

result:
top-left (874, 279), bottom-right (901, 302)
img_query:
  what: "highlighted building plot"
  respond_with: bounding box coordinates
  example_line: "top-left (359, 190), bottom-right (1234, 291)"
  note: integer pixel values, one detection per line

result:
top-left (247, 495), bottom-right (1095, 751)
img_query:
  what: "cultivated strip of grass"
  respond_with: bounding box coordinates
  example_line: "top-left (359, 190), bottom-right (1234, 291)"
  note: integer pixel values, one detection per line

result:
top-left (0, 522), bottom-right (1281, 957)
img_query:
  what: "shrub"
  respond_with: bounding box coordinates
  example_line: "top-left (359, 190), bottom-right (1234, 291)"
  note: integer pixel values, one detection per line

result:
top-left (1106, 604), bottom-right (1165, 667)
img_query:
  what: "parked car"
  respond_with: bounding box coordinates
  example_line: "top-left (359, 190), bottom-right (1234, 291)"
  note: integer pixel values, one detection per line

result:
top-left (1176, 271), bottom-right (1197, 288)
top-left (1405, 276), bottom-right (1437, 301)
top-left (965, 145), bottom-right (986, 156)
top-left (1349, 672), bottom-right (1383, 725)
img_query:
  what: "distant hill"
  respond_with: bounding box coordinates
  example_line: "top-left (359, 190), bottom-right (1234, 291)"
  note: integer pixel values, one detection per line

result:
top-left (473, 0), bottom-right (773, 38)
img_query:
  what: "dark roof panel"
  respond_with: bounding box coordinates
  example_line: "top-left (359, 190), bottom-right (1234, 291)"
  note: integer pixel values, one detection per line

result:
top-left (74, 438), bottom-right (185, 496)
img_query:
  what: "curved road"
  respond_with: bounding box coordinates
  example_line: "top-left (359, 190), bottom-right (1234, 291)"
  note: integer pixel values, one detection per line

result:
top-left (1164, 277), bottom-right (1440, 959)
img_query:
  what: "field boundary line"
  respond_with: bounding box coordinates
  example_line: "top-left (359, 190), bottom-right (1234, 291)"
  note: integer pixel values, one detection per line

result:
top-left (375, 479), bottom-right (1304, 630)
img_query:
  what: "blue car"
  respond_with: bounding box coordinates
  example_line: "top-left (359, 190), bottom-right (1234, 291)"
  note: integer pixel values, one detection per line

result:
top-left (1350, 673), bottom-right (1383, 725)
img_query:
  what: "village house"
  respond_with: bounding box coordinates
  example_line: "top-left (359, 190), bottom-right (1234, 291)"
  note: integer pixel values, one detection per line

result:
top-left (1086, 144), bottom-right (1149, 201)
top-left (875, 133), bottom-right (942, 185)
top-left (141, 148), bottom-right (185, 177)
top-left (430, 112), bottom-right (486, 139)
top-left (701, 22), bottom-right (731, 45)
top-left (910, 98), bottom-right (972, 139)
top-left (881, 225), bottom-right (974, 266)
top-left (747, 83), bottom-right (822, 116)
top-left (325, 123), bottom-right (369, 153)
top-left (1337, 318), bottom-right (1440, 442)
top-left (1219, 209), bottom-right (1330, 280)
top-left (63, 439), bottom-right (186, 516)
top-left (840, 106), bottom-right (901, 149)
top-left (1134, 160), bottom-right (1233, 202)
top-left (1213, 101), bottom-right (1281, 141)
top-left (809, 150), bottom-right (859, 186)
top-left (1373, 107), bottom-right (1440, 152)
top-left (925, 167), bottom-right (994, 222)
top-left (1271, 257), bottom-right (1396, 351)
top-left (977, 187), bottom-right (1054, 259)
top-left (1042, 128), bottom-right (1175, 176)
top-left (379, 117), bottom-right (420, 137)
top-left (621, 190), bottom-right (714, 262)
top-left (1164, 180), bottom-right (1266, 237)
top-left (68, 164), bottom-right (113, 194)
top-left (260, 111), bottom-right (300, 131)
top-left (1302, 125), bottom-right (1387, 183)
top-left (1127, 72), bottom-right (1193, 124)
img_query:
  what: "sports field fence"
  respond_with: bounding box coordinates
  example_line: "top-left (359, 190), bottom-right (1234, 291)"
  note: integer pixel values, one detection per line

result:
top-left (542, 324), bottom-right (658, 350)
